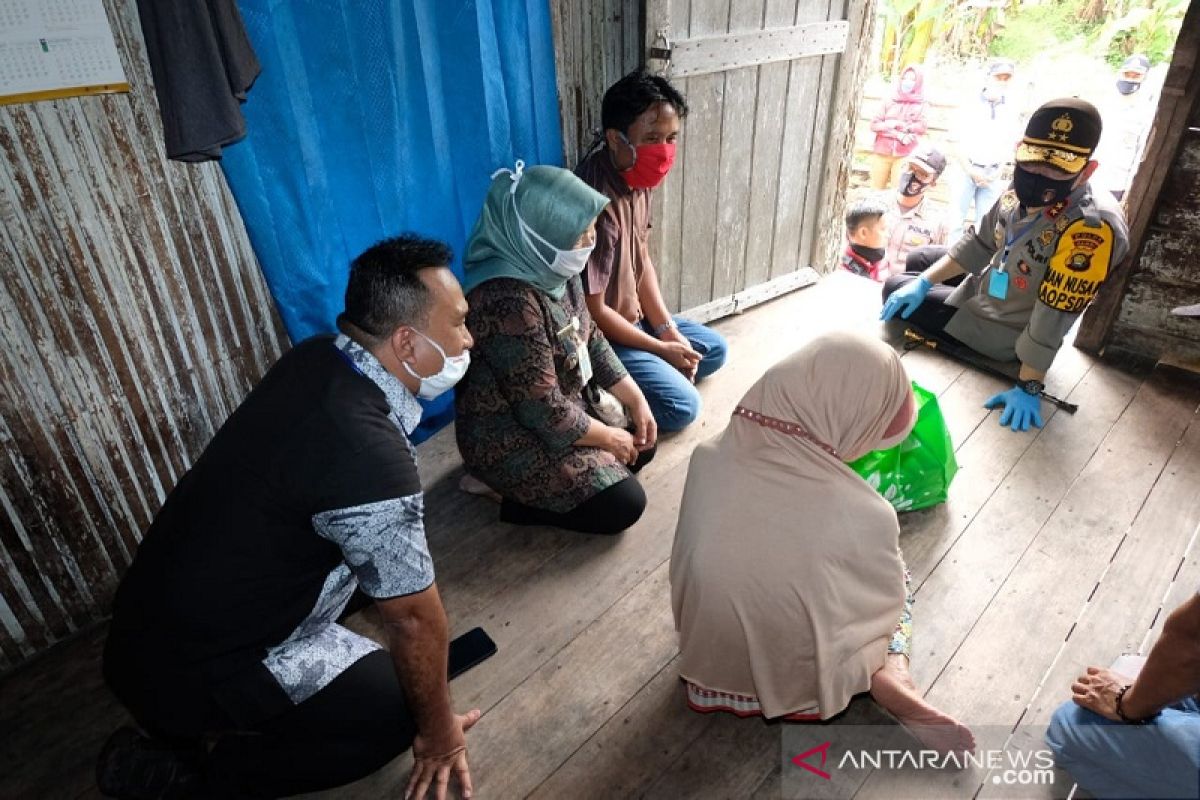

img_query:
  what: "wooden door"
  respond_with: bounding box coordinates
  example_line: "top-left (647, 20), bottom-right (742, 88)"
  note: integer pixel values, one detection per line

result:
top-left (644, 0), bottom-right (862, 321)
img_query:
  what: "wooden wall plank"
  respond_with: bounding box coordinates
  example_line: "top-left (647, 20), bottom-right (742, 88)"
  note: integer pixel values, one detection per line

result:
top-left (795, 1), bottom-right (844, 271)
top-left (813, 0), bottom-right (876, 274)
top-left (708, 2), bottom-right (763, 302)
top-left (649, 0), bottom-right (693, 313)
top-left (0, 0), bottom-right (286, 670)
top-left (740, 0), bottom-right (797, 291)
top-left (767, 0), bottom-right (830, 281)
top-left (549, 0), bottom-right (642, 167)
top-left (677, 0), bottom-right (728, 311)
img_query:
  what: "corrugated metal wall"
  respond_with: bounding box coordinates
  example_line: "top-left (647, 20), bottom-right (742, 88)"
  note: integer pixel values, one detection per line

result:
top-left (0, 0), bottom-right (287, 671)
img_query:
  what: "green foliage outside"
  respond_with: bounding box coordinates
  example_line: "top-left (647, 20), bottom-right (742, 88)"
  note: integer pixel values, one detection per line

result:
top-left (877, 0), bottom-right (1187, 79)
top-left (1094, 0), bottom-right (1188, 67)
top-left (990, 0), bottom-right (1099, 63)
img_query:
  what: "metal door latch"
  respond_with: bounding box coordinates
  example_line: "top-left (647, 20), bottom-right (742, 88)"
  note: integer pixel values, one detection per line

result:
top-left (648, 28), bottom-right (672, 67)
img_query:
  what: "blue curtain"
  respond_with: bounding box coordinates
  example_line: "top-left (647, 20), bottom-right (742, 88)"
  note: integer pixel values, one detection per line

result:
top-left (221, 0), bottom-right (564, 441)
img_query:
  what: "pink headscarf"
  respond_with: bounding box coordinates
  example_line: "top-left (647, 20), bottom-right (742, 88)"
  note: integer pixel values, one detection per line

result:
top-left (894, 65), bottom-right (925, 103)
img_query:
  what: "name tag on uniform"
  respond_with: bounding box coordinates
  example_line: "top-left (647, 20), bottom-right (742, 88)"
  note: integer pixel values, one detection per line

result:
top-left (988, 270), bottom-right (1010, 300)
top-left (578, 342), bottom-right (593, 384)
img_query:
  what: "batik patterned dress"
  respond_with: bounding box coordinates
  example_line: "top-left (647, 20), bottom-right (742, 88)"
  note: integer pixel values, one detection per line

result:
top-left (455, 276), bottom-right (630, 513)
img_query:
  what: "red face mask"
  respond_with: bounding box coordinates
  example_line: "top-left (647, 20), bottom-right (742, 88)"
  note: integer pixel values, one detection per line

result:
top-left (619, 136), bottom-right (676, 189)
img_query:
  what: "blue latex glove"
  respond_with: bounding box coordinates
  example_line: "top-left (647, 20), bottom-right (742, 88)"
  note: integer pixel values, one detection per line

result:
top-left (984, 385), bottom-right (1045, 432)
top-left (880, 276), bottom-right (931, 321)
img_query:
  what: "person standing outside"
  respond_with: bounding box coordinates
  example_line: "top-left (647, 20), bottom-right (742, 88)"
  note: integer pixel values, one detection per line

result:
top-left (868, 65), bottom-right (930, 190)
top-left (575, 71), bottom-right (728, 433)
top-left (1093, 54), bottom-right (1158, 201)
top-left (948, 59), bottom-right (1023, 241)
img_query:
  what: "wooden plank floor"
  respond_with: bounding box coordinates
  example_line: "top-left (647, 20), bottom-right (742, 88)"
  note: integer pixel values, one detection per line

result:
top-left (1, 271), bottom-right (1197, 800)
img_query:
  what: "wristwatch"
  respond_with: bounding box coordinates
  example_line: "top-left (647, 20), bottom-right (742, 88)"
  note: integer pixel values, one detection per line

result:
top-left (1020, 379), bottom-right (1045, 396)
top-left (652, 319), bottom-right (677, 337)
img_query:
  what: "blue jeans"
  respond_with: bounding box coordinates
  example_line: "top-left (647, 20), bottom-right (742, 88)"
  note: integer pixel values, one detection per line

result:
top-left (1046, 698), bottom-right (1200, 799)
top-left (611, 317), bottom-right (728, 432)
top-left (951, 165), bottom-right (1005, 242)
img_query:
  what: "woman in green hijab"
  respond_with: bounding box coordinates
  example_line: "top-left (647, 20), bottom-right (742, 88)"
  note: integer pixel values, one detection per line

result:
top-left (455, 161), bottom-right (657, 534)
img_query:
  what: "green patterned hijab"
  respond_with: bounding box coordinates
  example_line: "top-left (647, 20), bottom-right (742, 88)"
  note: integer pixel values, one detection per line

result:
top-left (463, 161), bottom-right (610, 300)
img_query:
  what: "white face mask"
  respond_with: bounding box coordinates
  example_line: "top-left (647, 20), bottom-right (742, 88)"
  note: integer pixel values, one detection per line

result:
top-left (402, 328), bottom-right (470, 400)
top-left (513, 196), bottom-right (595, 278)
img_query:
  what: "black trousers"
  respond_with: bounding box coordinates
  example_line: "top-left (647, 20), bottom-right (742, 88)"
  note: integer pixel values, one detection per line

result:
top-left (122, 650), bottom-right (414, 799)
top-left (881, 245), bottom-right (966, 341)
top-left (500, 447), bottom-right (654, 535)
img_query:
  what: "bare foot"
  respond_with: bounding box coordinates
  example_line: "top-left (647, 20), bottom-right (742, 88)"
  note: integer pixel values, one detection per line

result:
top-left (459, 473), bottom-right (501, 503)
top-left (870, 655), bottom-right (976, 754)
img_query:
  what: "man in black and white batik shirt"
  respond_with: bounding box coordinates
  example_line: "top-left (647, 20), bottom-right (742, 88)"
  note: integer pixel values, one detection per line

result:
top-left (100, 236), bottom-right (479, 800)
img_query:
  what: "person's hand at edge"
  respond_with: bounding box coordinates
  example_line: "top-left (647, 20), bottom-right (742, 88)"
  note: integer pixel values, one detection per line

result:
top-left (406, 709), bottom-right (481, 800)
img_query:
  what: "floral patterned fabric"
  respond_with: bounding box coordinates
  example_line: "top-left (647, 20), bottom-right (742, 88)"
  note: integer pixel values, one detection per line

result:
top-left (888, 565), bottom-right (914, 658)
top-left (456, 276), bottom-right (629, 513)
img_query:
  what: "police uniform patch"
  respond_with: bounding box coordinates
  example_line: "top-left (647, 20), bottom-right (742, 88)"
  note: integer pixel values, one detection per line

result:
top-left (994, 221), bottom-right (1006, 248)
top-left (1018, 261), bottom-right (1031, 274)
top-left (1039, 228), bottom-right (1056, 247)
top-left (1014, 275), bottom-right (1029, 291)
top-left (1038, 219), bottom-right (1114, 313)
top-left (1054, 215), bottom-right (1071, 233)
top-left (999, 190), bottom-right (1019, 214)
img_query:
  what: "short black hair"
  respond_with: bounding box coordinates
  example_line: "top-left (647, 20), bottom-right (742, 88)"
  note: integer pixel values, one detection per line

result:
top-left (601, 70), bottom-right (689, 135)
top-left (340, 234), bottom-right (453, 343)
top-left (845, 197), bottom-right (890, 232)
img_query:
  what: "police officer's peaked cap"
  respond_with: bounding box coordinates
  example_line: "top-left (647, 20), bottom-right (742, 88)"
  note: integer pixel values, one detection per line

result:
top-left (1015, 97), bottom-right (1102, 175)
top-left (907, 145), bottom-right (947, 176)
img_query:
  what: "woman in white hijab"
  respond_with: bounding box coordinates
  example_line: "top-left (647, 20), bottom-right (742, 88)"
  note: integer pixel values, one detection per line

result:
top-left (670, 331), bottom-right (974, 752)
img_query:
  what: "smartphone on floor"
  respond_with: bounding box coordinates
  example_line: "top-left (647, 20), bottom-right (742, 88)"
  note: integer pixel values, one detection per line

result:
top-left (448, 627), bottom-right (497, 680)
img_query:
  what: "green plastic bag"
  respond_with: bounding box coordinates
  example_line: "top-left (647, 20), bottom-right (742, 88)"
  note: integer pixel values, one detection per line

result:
top-left (849, 381), bottom-right (957, 512)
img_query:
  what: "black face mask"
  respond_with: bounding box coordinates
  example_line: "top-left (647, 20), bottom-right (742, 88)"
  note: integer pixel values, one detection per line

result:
top-left (898, 169), bottom-right (931, 197)
top-left (1012, 165), bottom-right (1078, 209)
top-left (850, 242), bottom-right (887, 264)
top-left (1116, 79), bottom-right (1141, 95)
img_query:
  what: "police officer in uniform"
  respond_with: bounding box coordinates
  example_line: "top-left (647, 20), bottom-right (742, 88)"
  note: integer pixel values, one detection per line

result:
top-left (880, 98), bottom-right (1129, 432)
